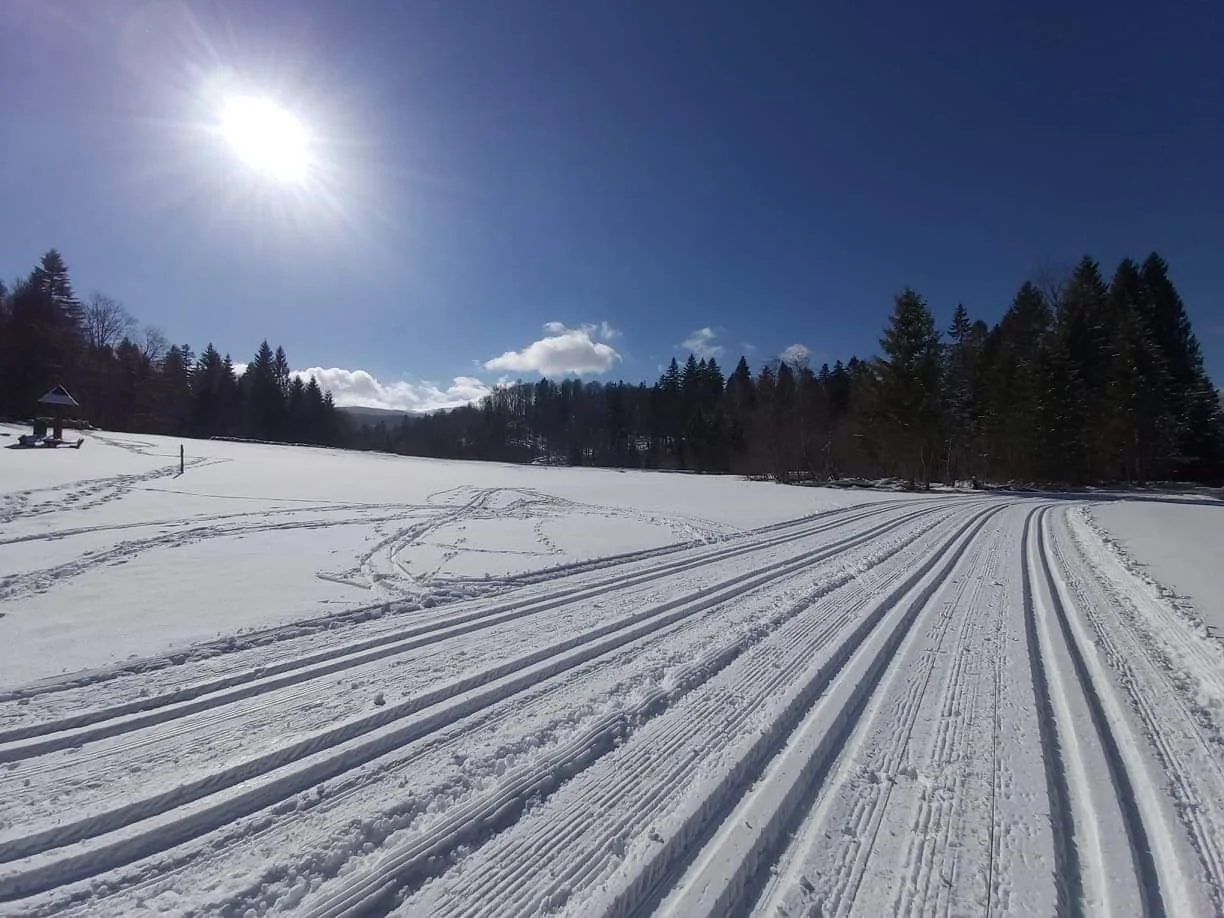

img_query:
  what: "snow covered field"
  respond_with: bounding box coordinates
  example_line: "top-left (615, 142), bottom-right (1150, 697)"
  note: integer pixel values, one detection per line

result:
top-left (2, 427), bottom-right (1223, 916)
top-left (1090, 499), bottom-right (1224, 632)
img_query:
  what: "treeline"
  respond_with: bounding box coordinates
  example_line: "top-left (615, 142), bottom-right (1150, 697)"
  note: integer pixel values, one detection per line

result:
top-left (2, 248), bottom-right (1219, 484)
top-left (0, 250), bottom-right (346, 444)
top-left (352, 253), bottom-right (1223, 485)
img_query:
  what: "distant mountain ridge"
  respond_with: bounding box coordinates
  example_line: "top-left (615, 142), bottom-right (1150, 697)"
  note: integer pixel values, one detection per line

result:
top-left (337, 405), bottom-right (410, 425)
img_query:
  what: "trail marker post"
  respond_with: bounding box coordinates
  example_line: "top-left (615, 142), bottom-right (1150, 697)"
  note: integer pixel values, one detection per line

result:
top-left (180, 444), bottom-right (185, 475)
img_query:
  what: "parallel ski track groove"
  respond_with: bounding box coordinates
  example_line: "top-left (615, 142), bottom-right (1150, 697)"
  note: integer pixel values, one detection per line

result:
top-left (984, 566), bottom-right (1007, 918)
top-left (1033, 506), bottom-right (1164, 918)
top-left (1020, 505), bottom-right (1080, 917)
top-left (4, 488), bottom-right (839, 705)
top-left (784, 506), bottom-right (1004, 918)
top-left (1061, 537), bottom-right (1224, 910)
top-left (0, 502), bottom-right (959, 899)
top-left (637, 503), bottom-right (1009, 918)
top-left (0, 501), bottom-right (943, 759)
top-left (1, 498), bottom-right (903, 721)
top-left (892, 517), bottom-right (1004, 918)
top-left (355, 504), bottom-right (1004, 918)
top-left (43, 651), bottom-right (639, 918)
top-left (116, 505), bottom-right (947, 918)
top-left (1046, 509), bottom-right (1215, 915)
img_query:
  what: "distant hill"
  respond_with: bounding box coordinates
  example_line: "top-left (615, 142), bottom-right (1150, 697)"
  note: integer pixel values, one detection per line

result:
top-left (338, 405), bottom-right (409, 426)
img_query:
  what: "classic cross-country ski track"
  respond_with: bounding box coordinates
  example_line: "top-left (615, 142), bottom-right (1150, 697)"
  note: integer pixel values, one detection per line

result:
top-left (3, 446), bottom-right (1224, 917)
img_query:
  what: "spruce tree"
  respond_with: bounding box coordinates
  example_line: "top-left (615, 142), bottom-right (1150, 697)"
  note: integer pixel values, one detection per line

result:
top-left (304, 376), bottom-right (327, 443)
top-left (983, 282), bottom-right (1052, 481)
top-left (157, 345), bottom-right (193, 434)
top-left (242, 340), bottom-right (286, 439)
top-left (726, 357), bottom-right (754, 412)
top-left (29, 250), bottom-right (81, 323)
top-left (1139, 253), bottom-right (1222, 479)
top-left (1053, 257), bottom-right (1110, 479)
top-left (274, 346), bottom-right (292, 397)
top-left (190, 344), bottom-right (229, 436)
top-left (878, 289), bottom-right (942, 486)
top-left (1101, 258), bottom-right (1165, 481)
top-left (943, 304), bottom-right (980, 481)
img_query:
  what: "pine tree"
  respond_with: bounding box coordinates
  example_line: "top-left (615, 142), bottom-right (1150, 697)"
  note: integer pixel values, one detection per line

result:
top-left (157, 345), bottom-right (193, 434)
top-left (979, 282), bottom-right (1052, 481)
top-left (680, 354), bottom-right (702, 439)
top-left (723, 356), bottom-right (755, 470)
top-left (242, 340), bottom-right (286, 439)
top-left (304, 376), bottom-right (327, 444)
top-left (190, 344), bottom-right (232, 436)
top-left (826, 361), bottom-right (851, 417)
top-left (1100, 259), bottom-right (1163, 481)
top-left (273, 346), bottom-right (292, 397)
top-left (725, 357), bottom-right (754, 413)
top-left (703, 357), bottom-right (726, 401)
top-left (942, 304), bottom-right (979, 481)
top-left (1139, 254), bottom-right (1222, 480)
top-left (1052, 257), bottom-right (1110, 479)
top-left (878, 289), bottom-right (943, 486)
top-left (654, 358), bottom-right (683, 465)
top-left (0, 257), bottom-right (84, 417)
top-left (29, 250), bottom-right (82, 324)
top-left (286, 375), bottom-right (307, 441)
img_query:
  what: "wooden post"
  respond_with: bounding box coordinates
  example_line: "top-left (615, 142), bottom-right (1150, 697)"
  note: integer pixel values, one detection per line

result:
top-left (180, 444), bottom-right (185, 475)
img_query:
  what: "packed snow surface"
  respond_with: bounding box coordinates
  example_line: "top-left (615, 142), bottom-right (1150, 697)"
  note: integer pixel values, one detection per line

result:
top-left (1, 427), bottom-right (1223, 917)
top-left (1091, 498), bottom-right (1224, 631)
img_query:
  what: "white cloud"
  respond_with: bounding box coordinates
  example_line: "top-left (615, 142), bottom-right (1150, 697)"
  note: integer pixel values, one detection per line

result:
top-left (483, 322), bottom-right (621, 376)
top-left (596, 320), bottom-right (621, 341)
top-left (681, 327), bottom-right (724, 359)
top-left (295, 367), bottom-right (492, 413)
top-left (780, 343), bottom-right (812, 366)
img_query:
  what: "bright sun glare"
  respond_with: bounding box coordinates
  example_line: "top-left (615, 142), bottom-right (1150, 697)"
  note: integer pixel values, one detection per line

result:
top-left (219, 96), bottom-right (310, 183)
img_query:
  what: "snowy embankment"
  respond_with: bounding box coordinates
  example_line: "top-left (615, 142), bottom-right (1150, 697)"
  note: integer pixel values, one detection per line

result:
top-left (1, 428), bottom-right (1222, 916)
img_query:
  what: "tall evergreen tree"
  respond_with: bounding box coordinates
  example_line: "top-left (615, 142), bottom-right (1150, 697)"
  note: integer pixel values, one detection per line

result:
top-left (1052, 257), bottom-right (1110, 479)
top-left (0, 256), bottom-right (84, 417)
top-left (157, 345), bottom-right (193, 434)
top-left (242, 340), bottom-right (285, 438)
top-left (273, 345), bottom-right (292, 397)
top-left (943, 304), bottom-right (980, 482)
top-left (1100, 259), bottom-right (1162, 480)
top-left (190, 344), bottom-right (231, 436)
top-left (1139, 253), bottom-right (1223, 479)
top-left (878, 289), bottom-right (942, 486)
top-left (981, 282), bottom-right (1052, 481)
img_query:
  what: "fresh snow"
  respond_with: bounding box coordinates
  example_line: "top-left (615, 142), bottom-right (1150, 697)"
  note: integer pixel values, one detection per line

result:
top-left (1090, 499), bottom-right (1224, 631)
top-left (1, 427), bottom-right (1222, 916)
top-left (0, 426), bottom-right (893, 685)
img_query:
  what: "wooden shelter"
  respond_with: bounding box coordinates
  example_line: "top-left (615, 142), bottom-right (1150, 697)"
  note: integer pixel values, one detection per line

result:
top-left (37, 385), bottom-right (80, 441)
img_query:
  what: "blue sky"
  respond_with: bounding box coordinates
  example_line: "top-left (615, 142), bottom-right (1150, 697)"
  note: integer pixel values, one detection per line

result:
top-left (2, 0), bottom-right (1222, 410)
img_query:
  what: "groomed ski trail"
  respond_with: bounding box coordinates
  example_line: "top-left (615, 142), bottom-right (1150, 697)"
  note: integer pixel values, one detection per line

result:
top-left (0, 498), bottom-right (957, 912)
top-left (4, 497), bottom-right (1223, 918)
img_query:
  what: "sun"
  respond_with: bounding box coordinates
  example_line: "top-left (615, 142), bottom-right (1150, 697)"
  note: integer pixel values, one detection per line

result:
top-left (218, 95), bottom-right (311, 183)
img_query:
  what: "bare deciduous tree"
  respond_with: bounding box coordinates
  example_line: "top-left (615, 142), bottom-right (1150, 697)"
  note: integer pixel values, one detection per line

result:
top-left (141, 325), bottom-right (168, 362)
top-left (83, 293), bottom-right (135, 352)
top-left (1031, 261), bottom-right (1072, 314)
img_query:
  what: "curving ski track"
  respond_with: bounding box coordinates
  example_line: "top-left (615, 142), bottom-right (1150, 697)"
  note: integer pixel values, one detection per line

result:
top-left (2, 498), bottom-right (1223, 917)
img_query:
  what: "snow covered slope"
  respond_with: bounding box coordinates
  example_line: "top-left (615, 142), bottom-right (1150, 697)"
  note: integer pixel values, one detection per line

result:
top-left (0, 426), bottom-right (894, 684)
top-left (2, 429), bottom-right (1222, 916)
